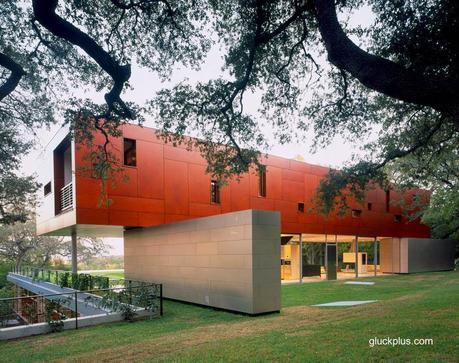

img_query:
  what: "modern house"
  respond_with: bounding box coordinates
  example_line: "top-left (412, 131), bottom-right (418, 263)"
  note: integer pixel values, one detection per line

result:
top-left (33, 124), bottom-right (456, 314)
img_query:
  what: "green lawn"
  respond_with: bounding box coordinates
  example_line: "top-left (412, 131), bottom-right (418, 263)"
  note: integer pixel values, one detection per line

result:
top-left (87, 270), bottom-right (125, 280)
top-left (0, 271), bottom-right (458, 362)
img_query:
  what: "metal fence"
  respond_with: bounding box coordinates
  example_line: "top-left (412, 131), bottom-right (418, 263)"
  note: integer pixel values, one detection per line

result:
top-left (0, 283), bottom-right (163, 330)
top-left (12, 266), bottom-right (111, 291)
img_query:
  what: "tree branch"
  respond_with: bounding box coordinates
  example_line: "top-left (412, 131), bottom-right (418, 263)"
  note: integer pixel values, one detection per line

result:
top-left (32, 0), bottom-right (133, 119)
top-left (313, 0), bottom-right (459, 125)
top-left (0, 52), bottom-right (26, 101)
top-left (375, 116), bottom-right (445, 171)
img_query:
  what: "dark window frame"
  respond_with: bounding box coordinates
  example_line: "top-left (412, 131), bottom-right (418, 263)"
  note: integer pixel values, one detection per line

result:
top-left (123, 138), bottom-right (137, 167)
top-left (210, 180), bottom-right (220, 204)
top-left (44, 182), bottom-right (52, 196)
top-left (367, 202), bottom-right (372, 211)
top-left (258, 168), bottom-right (267, 197)
top-left (298, 202), bottom-right (305, 213)
top-left (351, 209), bottom-right (362, 218)
top-left (385, 190), bottom-right (390, 213)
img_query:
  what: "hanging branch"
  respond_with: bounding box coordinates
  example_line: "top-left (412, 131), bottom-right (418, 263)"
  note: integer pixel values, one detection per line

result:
top-left (313, 0), bottom-right (459, 126)
top-left (32, 0), bottom-right (134, 119)
top-left (0, 52), bottom-right (26, 101)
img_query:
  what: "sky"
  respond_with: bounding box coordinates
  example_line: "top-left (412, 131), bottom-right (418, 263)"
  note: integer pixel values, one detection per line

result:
top-left (21, 6), bottom-right (375, 256)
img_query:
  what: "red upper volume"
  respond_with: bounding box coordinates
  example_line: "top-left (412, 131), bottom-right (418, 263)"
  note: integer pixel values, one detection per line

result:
top-left (73, 124), bottom-right (430, 238)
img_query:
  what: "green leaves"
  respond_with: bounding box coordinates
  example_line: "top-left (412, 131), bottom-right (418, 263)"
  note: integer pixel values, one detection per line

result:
top-left (422, 187), bottom-right (459, 241)
top-left (0, 175), bottom-right (38, 225)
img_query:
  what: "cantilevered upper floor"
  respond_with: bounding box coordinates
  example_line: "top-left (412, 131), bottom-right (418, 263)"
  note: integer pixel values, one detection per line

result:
top-left (36, 123), bottom-right (431, 238)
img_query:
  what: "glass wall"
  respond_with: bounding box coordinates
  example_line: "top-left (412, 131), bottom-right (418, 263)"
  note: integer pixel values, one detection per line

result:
top-left (280, 234), bottom-right (382, 282)
top-left (280, 234), bottom-right (301, 281)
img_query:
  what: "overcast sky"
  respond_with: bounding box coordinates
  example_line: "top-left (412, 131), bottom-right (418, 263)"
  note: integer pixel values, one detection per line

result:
top-left (21, 6), bottom-right (375, 256)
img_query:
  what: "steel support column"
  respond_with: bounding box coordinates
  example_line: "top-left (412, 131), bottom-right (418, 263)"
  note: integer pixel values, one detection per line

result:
top-left (299, 233), bottom-right (303, 283)
top-left (71, 230), bottom-right (77, 274)
top-left (374, 237), bottom-right (378, 277)
top-left (324, 234), bottom-right (328, 273)
top-left (355, 236), bottom-right (359, 278)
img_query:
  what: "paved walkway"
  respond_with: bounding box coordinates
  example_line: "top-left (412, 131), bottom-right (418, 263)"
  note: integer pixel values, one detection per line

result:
top-left (7, 273), bottom-right (110, 316)
top-left (312, 300), bottom-right (378, 307)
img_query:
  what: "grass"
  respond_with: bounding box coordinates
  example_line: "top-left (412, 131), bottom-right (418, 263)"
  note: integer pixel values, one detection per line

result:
top-left (0, 271), bottom-right (458, 362)
top-left (87, 270), bottom-right (125, 280)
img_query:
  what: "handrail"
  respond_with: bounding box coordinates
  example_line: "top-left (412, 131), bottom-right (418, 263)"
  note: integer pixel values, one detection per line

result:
top-left (11, 266), bottom-right (111, 291)
top-left (0, 283), bottom-right (161, 302)
top-left (0, 281), bottom-right (163, 334)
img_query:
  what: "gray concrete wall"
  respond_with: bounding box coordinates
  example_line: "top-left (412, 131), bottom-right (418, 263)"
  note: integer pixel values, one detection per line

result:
top-left (124, 209), bottom-right (281, 315)
top-left (380, 238), bottom-right (401, 273)
top-left (380, 237), bottom-right (455, 273)
top-left (406, 238), bottom-right (456, 273)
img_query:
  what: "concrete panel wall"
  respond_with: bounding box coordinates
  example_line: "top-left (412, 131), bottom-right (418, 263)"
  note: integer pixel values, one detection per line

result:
top-left (380, 237), bottom-right (455, 273)
top-left (124, 209), bottom-right (281, 315)
top-left (380, 238), bottom-right (401, 273)
top-left (406, 238), bottom-right (456, 273)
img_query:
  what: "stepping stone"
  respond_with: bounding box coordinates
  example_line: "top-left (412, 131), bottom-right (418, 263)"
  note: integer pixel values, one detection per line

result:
top-left (312, 300), bottom-right (378, 307)
top-left (344, 281), bottom-right (375, 285)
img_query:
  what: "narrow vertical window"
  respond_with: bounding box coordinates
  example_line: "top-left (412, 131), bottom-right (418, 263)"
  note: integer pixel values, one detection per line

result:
top-left (258, 168), bottom-right (267, 197)
top-left (298, 202), bottom-right (305, 213)
top-left (210, 180), bottom-right (220, 204)
top-left (44, 182), bottom-right (52, 196)
top-left (367, 202), bottom-right (372, 211)
top-left (385, 190), bottom-right (390, 213)
top-left (123, 138), bottom-right (137, 167)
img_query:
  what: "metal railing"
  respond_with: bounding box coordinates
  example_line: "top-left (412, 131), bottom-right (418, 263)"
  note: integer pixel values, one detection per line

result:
top-left (12, 266), bottom-right (111, 291)
top-left (0, 283), bottom-right (163, 330)
top-left (60, 182), bottom-right (73, 211)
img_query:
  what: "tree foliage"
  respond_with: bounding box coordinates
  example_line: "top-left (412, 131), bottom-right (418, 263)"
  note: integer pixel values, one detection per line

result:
top-left (1, 0), bottom-right (209, 217)
top-left (1, 0), bottom-right (458, 239)
top-left (0, 216), bottom-right (108, 269)
top-left (154, 0), bottom-right (458, 238)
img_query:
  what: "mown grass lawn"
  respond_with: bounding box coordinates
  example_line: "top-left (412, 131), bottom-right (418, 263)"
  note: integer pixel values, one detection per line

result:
top-left (0, 271), bottom-right (458, 362)
top-left (88, 270), bottom-right (125, 280)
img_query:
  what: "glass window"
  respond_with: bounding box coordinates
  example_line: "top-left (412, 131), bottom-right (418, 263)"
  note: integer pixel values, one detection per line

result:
top-left (367, 202), bottom-right (372, 211)
top-left (210, 180), bottom-right (220, 204)
top-left (124, 138), bottom-right (136, 167)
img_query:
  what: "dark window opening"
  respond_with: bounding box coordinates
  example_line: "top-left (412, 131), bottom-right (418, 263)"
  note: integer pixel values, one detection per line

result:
top-left (385, 190), bottom-right (390, 213)
top-left (298, 202), bottom-right (305, 213)
top-left (367, 202), bottom-right (372, 211)
top-left (394, 214), bottom-right (402, 222)
top-left (352, 209), bottom-right (362, 218)
top-left (123, 138), bottom-right (137, 167)
top-left (258, 168), bottom-right (267, 197)
top-left (44, 182), bottom-right (52, 196)
top-left (210, 180), bottom-right (220, 204)
top-left (53, 136), bottom-right (72, 216)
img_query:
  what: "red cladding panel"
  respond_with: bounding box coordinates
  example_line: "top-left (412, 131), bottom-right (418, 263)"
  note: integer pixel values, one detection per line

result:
top-left (230, 176), bottom-right (251, 211)
top-left (188, 164), bottom-right (211, 203)
top-left (266, 166), bottom-right (282, 200)
top-left (138, 212), bottom-right (165, 227)
top-left (164, 159), bottom-right (189, 215)
top-left (73, 124), bottom-right (430, 238)
top-left (189, 202), bottom-right (222, 217)
top-left (138, 141), bottom-right (164, 199)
